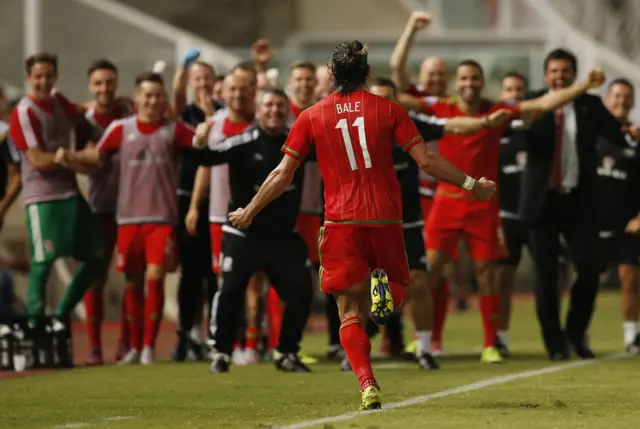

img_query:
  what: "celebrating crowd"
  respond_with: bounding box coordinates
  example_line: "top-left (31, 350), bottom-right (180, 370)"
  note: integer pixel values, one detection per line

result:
top-left (1, 12), bottom-right (639, 406)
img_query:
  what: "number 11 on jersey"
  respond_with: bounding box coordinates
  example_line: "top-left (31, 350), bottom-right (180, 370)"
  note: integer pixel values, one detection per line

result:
top-left (336, 116), bottom-right (372, 171)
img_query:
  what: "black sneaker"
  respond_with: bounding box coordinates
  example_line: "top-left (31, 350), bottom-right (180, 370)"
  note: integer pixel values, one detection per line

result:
top-left (187, 341), bottom-right (205, 361)
top-left (417, 352), bottom-right (440, 370)
top-left (209, 353), bottom-right (230, 373)
top-left (171, 332), bottom-right (188, 362)
top-left (626, 334), bottom-right (640, 355)
top-left (274, 352), bottom-right (311, 373)
top-left (52, 317), bottom-right (73, 369)
top-left (339, 357), bottom-right (352, 372)
top-left (326, 344), bottom-right (344, 360)
top-left (399, 350), bottom-right (416, 361)
top-left (495, 336), bottom-right (509, 358)
top-left (569, 337), bottom-right (595, 360)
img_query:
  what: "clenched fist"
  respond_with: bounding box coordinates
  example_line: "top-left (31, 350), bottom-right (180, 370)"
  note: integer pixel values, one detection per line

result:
top-left (485, 109), bottom-right (511, 129)
top-left (410, 11), bottom-right (432, 31)
top-left (229, 207), bottom-right (254, 230)
top-left (471, 177), bottom-right (496, 201)
top-left (586, 68), bottom-right (606, 89)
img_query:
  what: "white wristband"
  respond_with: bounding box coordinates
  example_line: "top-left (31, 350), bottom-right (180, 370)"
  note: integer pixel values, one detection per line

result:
top-left (462, 175), bottom-right (476, 191)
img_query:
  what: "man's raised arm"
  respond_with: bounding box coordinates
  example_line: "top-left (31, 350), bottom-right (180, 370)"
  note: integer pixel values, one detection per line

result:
top-left (390, 11), bottom-right (432, 92)
top-left (519, 69), bottom-right (605, 122)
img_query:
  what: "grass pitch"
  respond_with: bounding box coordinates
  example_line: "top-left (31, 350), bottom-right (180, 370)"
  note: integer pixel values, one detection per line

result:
top-left (1, 292), bottom-right (639, 429)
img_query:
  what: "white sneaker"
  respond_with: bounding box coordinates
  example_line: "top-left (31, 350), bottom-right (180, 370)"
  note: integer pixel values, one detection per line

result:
top-left (118, 349), bottom-right (140, 365)
top-left (231, 348), bottom-right (247, 365)
top-left (243, 348), bottom-right (260, 365)
top-left (140, 347), bottom-right (155, 365)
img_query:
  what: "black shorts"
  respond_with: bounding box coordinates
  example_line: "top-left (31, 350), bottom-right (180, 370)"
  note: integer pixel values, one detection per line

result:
top-left (498, 216), bottom-right (568, 266)
top-left (497, 217), bottom-right (529, 266)
top-left (404, 225), bottom-right (427, 271)
top-left (177, 194), bottom-right (212, 274)
top-left (598, 231), bottom-right (640, 271)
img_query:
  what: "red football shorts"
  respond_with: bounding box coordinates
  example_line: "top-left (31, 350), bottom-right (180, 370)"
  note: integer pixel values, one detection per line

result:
top-left (296, 213), bottom-right (322, 264)
top-left (421, 196), bottom-right (460, 261)
top-left (116, 224), bottom-right (177, 273)
top-left (318, 224), bottom-right (410, 294)
top-left (420, 195), bottom-right (434, 221)
top-left (96, 213), bottom-right (118, 260)
top-left (209, 223), bottom-right (224, 274)
top-left (426, 195), bottom-right (504, 261)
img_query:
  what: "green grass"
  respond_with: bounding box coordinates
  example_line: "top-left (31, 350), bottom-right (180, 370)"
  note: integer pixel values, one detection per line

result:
top-left (2, 292), bottom-right (639, 429)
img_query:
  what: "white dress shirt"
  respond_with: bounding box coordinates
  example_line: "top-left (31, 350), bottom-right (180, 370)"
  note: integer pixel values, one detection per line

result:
top-left (559, 101), bottom-right (579, 189)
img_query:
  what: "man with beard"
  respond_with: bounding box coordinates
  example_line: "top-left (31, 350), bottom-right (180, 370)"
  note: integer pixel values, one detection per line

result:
top-left (344, 77), bottom-right (510, 370)
top-left (79, 59), bottom-right (133, 365)
top-left (390, 11), bottom-right (467, 356)
top-left (399, 59), bottom-right (607, 363)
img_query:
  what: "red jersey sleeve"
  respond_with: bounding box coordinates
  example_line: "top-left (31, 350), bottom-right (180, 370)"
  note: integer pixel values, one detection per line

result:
top-left (96, 122), bottom-right (124, 153)
top-left (52, 90), bottom-right (80, 119)
top-left (498, 99), bottom-right (522, 120)
top-left (10, 104), bottom-right (43, 151)
top-left (417, 96), bottom-right (454, 118)
top-left (391, 102), bottom-right (424, 152)
top-left (282, 110), bottom-right (313, 162)
top-left (407, 84), bottom-right (429, 97)
top-left (174, 120), bottom-right (196, 148)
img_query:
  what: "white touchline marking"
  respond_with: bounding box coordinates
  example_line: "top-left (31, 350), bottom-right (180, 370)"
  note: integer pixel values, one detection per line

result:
top-left (278, 353), bottom-right (627, 429)
top-left (54, 416), bottom-right (136, 428)
top-left (375, 363), bottom-right (403, 369)
top-left (55, 424), bottom-right (92, 429)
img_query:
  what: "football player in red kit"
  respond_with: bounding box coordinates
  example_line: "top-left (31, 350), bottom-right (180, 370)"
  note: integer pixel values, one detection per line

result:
top-left (398, 60), bottom-right (606, 363)
top-left (60, 72), bottom-right (199, 365)
top-left (227, 40), bottom-right (495, 410)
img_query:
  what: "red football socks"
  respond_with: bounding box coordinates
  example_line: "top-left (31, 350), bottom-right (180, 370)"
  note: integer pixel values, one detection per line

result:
top-left (432, 279), bottom-right (450, 344)
top-left (144, 278), bottom-right (165, 348)
top-left (389, 281), bottom-right (406, 311)
top-left (266, 286), bottom-right (283, 350)
top-left (83, 287), bottom-right (103, 350)
top-left (479, 294), bottom-right (500, 348)
top-left (119, 288), bottom-right (130, 348)
top-left (339, 316), bottom-right (377, 391)
top-left (245, 326), bottom-right (260, 350)
top-left (125, 283), bottom-right (144, 351)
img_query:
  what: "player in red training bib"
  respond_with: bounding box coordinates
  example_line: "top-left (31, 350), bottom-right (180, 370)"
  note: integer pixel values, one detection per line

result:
top-left (78, 59), bottom-right (133, 365)
top-left (398, 60), bottom-right (606, 364)
top-left (226, 40), bottom-right (495, 411)
top-left (59, 72), bottom-right (199, 365)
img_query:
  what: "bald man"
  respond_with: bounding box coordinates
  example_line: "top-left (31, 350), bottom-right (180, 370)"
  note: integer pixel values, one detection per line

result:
top-left (315, 64), bottom-right (333, 100)
top-left (390, 11), bottom-right (448, 97)
top-left (390, 11), bottom-right (470, 357)
top-left (418, 57), bottom-right (448, 98)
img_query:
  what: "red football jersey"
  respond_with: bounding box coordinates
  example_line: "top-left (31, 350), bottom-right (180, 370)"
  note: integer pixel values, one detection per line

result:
top-left (419, 97), bottom-right (520, 195)
top-left (282, 90), bottom-right (424, 225)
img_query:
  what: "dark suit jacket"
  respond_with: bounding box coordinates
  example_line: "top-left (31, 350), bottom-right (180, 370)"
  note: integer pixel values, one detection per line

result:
top-left (519, 90), bottom-right (628, 225)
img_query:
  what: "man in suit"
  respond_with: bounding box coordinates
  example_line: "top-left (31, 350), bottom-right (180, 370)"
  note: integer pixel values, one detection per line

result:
top-left (520, 48), bottom-right (632, 360)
